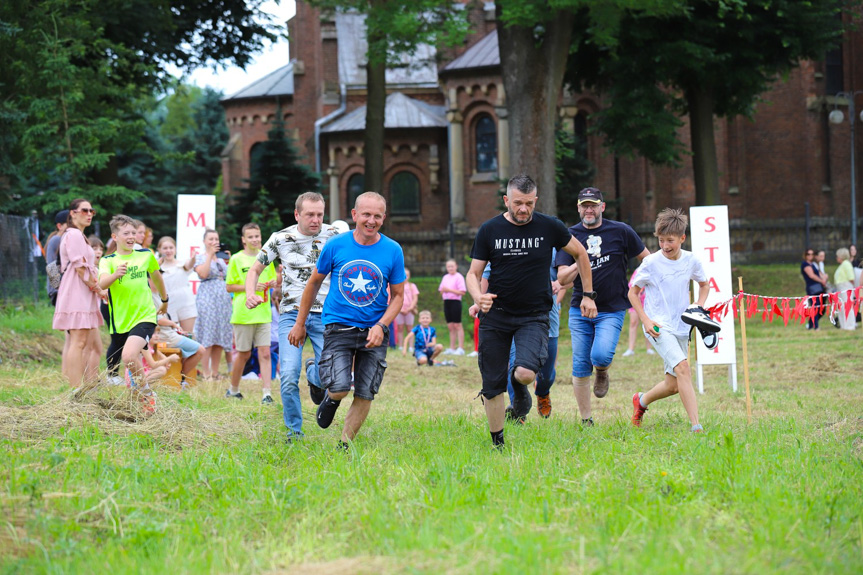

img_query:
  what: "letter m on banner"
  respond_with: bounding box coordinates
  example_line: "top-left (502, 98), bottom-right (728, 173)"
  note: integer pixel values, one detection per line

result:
top-left (186, 212), bottom-right (207, 227)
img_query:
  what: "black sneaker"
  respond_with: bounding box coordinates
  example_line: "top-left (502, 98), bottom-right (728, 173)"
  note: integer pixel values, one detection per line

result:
top-left (505, 405), bottom-right (526, 425)
top-left (306, 358), bottom-right (326, 405)
top-left (582, 417), bottom-right (594, 427)
top-left (336, 440), bottom-right (350, 452)
top-left (285, 430), bottom-right (304, 444)
top-left (225, 390), bottom-right (244, 400)
top-left (316, 393), bottom-right (341, 429)
top-left (261, 394), bottom-right (274, 405)
top-left (511, 381), bottom-right (532, 418)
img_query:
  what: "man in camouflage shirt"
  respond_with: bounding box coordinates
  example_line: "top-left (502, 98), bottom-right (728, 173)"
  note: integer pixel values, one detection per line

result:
top-left (245, 192), bottom-right (341, 441)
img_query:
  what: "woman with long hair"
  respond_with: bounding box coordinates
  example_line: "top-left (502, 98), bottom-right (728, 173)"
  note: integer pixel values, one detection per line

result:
top-left (52, 199), bottom-right (104, 386)
top-left (801, 248), bottom-right (827, 331)
top-left (194, 228), bottom-right (233, 378)
top-left (157, 236), bottom-right (198, 334)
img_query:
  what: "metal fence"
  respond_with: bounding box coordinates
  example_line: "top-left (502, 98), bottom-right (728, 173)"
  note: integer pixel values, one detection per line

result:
top-left (0, 213), bottom-right (42, 304)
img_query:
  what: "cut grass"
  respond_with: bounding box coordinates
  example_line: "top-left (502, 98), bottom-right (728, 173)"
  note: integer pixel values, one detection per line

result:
top-left (1, 265), bottom-right (861, 573)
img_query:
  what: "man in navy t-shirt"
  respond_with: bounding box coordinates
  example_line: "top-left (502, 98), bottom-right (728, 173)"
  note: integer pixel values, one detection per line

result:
top-left (467, 174), bottom-right (597, 449)
top-left (288, 192), bottom-right (405, 449)
top-left (555, 187), bottom-right (649, 425)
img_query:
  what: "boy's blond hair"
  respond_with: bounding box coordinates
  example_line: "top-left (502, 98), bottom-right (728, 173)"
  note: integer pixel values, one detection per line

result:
top-left (654, 208), bottom-right (688, 237)
top-left (418, 310), bottom-right (432, 318)
top-left (109, 214), bottom-right (136, 235)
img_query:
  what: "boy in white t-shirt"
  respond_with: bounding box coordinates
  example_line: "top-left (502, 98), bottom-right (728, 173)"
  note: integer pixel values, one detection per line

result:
top-left (628, 208), bottom-right (710, 433)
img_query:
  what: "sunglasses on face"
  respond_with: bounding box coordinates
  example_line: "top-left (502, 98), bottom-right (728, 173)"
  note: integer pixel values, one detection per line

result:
top-left (75, 208), bottom-right (96, 215)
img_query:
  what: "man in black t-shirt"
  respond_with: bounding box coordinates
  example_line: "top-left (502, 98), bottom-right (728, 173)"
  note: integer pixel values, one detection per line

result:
top-left (467, 174), bottom-right (597, 449)
top-left (555, 187), bottom-right (649, 425)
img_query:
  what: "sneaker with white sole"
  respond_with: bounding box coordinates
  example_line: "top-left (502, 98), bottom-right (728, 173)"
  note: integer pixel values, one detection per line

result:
top-left (453, 347), bottom-right (466, 356)
top-left (681, 305), bottom-right (721, 333)
top-left (467, 350), bottom-right (478, 357)
top-left (622, 349), bottom-right (635, 357)
top-left (646, 348), bottom-right (656, 355)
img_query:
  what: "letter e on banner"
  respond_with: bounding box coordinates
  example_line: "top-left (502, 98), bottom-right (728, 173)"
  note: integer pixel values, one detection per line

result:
top-left (176, 194), bottom-right (216, 287)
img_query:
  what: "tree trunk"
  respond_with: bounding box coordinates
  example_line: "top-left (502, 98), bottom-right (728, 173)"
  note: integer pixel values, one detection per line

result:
top-left (496, 4), bottom-right (574, 216)
top-left (364, 32), bottom-right (386, 197)
top-left (687, 86), bottom-right (720, 206)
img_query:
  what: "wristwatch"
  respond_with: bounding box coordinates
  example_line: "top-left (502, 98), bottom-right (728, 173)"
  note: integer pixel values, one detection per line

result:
top-left (582, 291), bottom-right (597, 300)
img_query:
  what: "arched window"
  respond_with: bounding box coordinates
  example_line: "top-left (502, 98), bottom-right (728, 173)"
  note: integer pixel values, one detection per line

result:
top-left (475, 114), bottom-right (497, 173)
top-left (574, 111), bottom-right (588, 160)
top-left (249, 142), bottom-right (266, 178)
top-left (347, 173), bottom-right (365, 215)
top-left (389, 171), bottom-right (420, 216)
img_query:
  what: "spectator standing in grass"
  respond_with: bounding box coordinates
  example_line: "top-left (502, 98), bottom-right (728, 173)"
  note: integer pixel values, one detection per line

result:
top-left (623, 269), bottom-right (655, 358)
top-left (629, 208), bottom-right (709, 433)
top-left (45, 209), bottom-right (69, 306)
top-left (225, 223), bottom-right (277, 403)
top-left (288, 192), bottom-right (405, 449)
top-left (99, 214), bottom-right (168, 408)
top-left (439, 258), bottom-right (466, 355)
top-left (53, 199), bottom-right (104, 388)
top-left (466, 174), bottom-right (595, 449)
top-left (801, 248), bottom-right (827, 331)
top-left (194, 228), bottom-right (233, 378)
top-left (156, 236), bottom-right (198, 334)
top-left (834, 247), bottom-right (856, 331)
top-left (394, 267), bottom-right (419, 347)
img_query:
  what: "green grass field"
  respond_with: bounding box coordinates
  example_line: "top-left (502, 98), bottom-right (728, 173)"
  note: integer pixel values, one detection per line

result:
top-left (1, 265), bottom-right (861, 573)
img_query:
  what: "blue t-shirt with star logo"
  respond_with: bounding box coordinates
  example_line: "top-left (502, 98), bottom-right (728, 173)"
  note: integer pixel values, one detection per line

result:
top-left (314, 231), bottom-right (406, 327)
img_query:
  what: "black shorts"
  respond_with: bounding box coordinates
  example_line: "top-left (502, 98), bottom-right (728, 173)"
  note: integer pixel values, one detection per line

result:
top-left (319, 324), bottom-right (389, 401)
top-left (477, 308), bottom-right (549, 399)
top-left (118, 322), bottom-right (156, 349)
top-left (443, 300), bottom-right (463, 323)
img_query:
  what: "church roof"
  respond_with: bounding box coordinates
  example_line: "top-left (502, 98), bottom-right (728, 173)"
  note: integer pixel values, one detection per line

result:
top-left (222, 62), bottom-right (294, 101)
top-left (336, 11), bottom-right (439, 88)
top-left (443, 29), bottom-right (499, 72)
top-left (321, 92), bottom-right (446, 133)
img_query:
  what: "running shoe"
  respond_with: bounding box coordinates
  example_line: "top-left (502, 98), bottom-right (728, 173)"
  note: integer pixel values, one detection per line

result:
top-left (261, 394), bottom-right (274, 405)
top-left (631, 392), bottom-right (648, 427)
top-left (536, 394), bottom-right (552, 418)
top-left (581, 418), bottom-right (594, 427)
top-left (511, 381), bottom-right (532, 418)
top-left (504, 405), bottom-right (525, 425)
top-left (681, 305), bottom-right (721, 333)
top-left (316, 393), bottom-right (341, 429)
top-left (225, 390), bottom-right (244, 400)
top-left (622, 349), bottom-right (635, 357)
top-left (453, 348), bottom-right (466, 356)
top-left (593, 369), bottom-right (610, 398)
top-left (139, 391), bottom-right (157, 415)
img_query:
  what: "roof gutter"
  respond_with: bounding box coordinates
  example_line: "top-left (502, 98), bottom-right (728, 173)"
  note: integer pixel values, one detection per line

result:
top-left (314, 83), bottom-right (347, 174)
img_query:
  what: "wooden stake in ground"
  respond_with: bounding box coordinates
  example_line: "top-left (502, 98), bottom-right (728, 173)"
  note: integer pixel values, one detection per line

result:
top-left (738, 276), bottom-right (752, 423)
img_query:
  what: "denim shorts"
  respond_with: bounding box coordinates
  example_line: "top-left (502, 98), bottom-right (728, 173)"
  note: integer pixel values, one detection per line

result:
top-left (319, 323), bottom-right (389, 401)
top-left (414, 346), bottom-right (435, 362)
top-left (477, 308), bottom-right (549, 399)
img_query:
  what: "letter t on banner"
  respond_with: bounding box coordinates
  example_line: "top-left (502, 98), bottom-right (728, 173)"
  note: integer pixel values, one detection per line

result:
top-left (176, 194), bottom-right (216, 294)
top-left (689, 206), bottom-right (737, 394)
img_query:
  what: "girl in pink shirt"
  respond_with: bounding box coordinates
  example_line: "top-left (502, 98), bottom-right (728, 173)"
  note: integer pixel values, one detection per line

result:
top-left (395, 268), bottom-right (420, 346)
top-left (438, 259), bottom-right (466, 355)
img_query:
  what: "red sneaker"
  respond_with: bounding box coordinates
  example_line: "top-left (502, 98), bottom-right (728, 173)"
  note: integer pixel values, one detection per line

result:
top-left (536, 394), bottom-right (552, 418)
top-left (631, 393), bottom-right (647, 427)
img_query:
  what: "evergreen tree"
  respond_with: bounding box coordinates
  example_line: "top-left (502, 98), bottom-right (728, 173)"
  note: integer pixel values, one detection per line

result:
top-left (231, 112), bottom-right (321, 232)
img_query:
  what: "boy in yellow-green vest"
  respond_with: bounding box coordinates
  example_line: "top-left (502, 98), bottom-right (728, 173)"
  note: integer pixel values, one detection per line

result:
top-left (226, 223), bottom-right (277, 403)
top-left (99, 214), bottom-right (168, 409)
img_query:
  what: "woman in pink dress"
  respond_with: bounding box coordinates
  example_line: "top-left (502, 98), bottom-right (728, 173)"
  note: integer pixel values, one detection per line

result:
top-left (52, 199), bottom-right (104, 387)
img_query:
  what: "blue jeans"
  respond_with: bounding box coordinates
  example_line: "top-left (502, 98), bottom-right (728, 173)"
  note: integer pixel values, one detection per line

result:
top-left (569, 307), bottom-right (626, 378)
top-left (507, 336), bottom-right (558, 404)
top-left (278, 310), bottom-right (325, 434)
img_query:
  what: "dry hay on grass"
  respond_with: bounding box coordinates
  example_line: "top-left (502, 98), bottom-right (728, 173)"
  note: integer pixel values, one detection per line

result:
top-left (0, 376), bottom-right (260, 450)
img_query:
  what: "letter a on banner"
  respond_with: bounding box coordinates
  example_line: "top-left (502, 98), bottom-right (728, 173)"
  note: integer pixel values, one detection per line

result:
top-left (176, 194), bottom-right (216, 295)
top-left (689, 205), bottom-right (738, 394)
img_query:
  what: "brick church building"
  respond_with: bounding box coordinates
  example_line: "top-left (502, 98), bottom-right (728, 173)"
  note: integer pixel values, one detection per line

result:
top-left (221, 1), bottom-right (863, 270)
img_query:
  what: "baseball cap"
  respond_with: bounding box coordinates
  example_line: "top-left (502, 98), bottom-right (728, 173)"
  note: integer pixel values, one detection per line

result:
top-left (577, 188), bottom-right (603, 204)
top-left (55, 210), bottom-right (70, 225)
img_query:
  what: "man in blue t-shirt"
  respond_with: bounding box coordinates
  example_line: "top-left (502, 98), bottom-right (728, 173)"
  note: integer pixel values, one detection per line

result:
top-left (288, 192), bottom-right (405, 449)
top-left (555, 187), bottom-right (650, 425)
